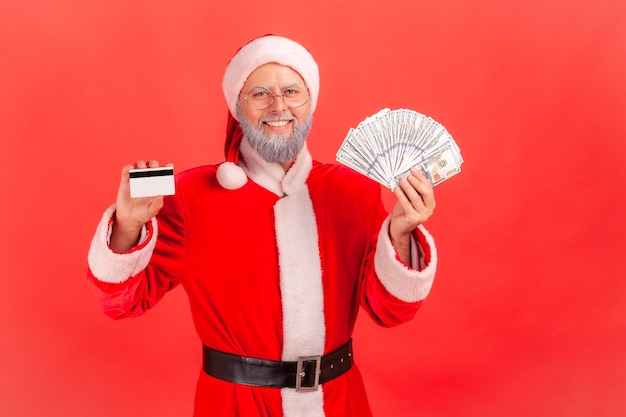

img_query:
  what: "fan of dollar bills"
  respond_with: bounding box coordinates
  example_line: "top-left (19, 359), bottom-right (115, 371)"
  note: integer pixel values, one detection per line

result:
top-left (336, 108), bottom-right (463, 189)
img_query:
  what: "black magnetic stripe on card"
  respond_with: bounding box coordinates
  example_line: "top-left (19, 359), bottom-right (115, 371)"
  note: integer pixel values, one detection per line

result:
top-left (129, 169), bottom-right (174, 178)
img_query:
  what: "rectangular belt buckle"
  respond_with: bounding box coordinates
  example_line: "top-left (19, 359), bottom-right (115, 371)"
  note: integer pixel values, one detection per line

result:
top-left (295, 355), bottom-right (322, 392)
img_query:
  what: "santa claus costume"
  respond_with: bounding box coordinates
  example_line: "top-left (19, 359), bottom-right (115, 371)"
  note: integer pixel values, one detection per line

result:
top-left (87, 35), bottom-right (437, 417)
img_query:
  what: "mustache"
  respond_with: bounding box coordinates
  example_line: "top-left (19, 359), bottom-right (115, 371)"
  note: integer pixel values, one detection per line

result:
top-left (259, 114), bottom-right (295, 124)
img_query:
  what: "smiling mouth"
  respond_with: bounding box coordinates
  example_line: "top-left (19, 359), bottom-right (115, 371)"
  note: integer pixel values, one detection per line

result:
top-left (264, 120), bottom-right (292, 127)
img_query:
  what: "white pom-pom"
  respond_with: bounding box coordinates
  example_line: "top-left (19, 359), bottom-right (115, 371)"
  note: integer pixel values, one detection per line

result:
top-left (216, 161), bottom-right (248, 190)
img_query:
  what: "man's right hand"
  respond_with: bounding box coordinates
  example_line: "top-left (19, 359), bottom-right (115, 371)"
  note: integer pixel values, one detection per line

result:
top-left (110, 160), bottom-right (171, 253)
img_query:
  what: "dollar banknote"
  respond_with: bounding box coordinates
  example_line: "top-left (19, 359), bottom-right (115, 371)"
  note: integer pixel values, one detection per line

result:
top-left (336, 108), bottom-right (463, 189)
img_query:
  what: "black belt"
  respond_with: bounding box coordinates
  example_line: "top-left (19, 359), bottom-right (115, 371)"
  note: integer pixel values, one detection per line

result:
top-left (202, 339), bottom-right (353, 392)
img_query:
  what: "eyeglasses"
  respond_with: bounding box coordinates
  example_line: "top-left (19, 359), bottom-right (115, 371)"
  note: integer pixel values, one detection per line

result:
top-left (242, 86), bottom-right (310, 110)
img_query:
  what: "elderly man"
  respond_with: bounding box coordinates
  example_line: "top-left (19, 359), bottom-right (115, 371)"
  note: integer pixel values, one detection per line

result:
top-left (87, 35), bottom-right (438, 417)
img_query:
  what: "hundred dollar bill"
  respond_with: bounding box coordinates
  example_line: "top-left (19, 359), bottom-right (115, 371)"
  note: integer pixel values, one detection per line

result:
top-left (392, 143), bottom-right (463, 189)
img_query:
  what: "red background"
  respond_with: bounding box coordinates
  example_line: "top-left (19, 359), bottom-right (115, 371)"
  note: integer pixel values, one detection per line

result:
top-left (1, 1), bottom-right (625, 416)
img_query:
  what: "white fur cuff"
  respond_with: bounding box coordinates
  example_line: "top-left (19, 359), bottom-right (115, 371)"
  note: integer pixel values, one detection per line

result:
top-left (87, 204), bottom-right (158, 284)
top-left (374, 216), bottom-right (437, 303)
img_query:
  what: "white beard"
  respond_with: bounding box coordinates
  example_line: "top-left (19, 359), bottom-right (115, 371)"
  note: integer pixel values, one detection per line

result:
top-left (238, 105), bottom-right (312, 164)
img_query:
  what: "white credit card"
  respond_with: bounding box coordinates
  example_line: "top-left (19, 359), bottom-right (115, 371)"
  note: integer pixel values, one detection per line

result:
top-left (129, 167), bottom-right (175, 198)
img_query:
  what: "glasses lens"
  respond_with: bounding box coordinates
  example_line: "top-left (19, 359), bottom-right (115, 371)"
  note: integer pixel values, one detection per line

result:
top-left (245, 87), bottom-right (309, 110)
top-left (282, 86), bottom-right (309, 108)
top-left (246, 87), bottom-right (273, 110)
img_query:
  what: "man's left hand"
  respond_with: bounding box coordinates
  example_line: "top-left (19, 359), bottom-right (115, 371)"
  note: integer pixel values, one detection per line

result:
top-left (389, 167), bottom-right (436, 265)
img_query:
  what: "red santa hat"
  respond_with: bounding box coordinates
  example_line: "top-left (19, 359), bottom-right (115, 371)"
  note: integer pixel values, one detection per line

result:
top-left (216, 35), bottom-right (320, 190)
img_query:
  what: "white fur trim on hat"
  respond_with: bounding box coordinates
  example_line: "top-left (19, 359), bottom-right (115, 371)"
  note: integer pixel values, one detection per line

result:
top-left (222, 35), bottom-right (320, 121)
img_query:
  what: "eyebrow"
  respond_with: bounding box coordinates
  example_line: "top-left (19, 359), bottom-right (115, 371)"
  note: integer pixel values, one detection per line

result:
top-left (248, 83), bottom-right (306, 91)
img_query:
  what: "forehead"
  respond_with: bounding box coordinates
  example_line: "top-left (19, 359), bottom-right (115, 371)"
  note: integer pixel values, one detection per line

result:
top-left (242, 63), bottom-right (306, 90)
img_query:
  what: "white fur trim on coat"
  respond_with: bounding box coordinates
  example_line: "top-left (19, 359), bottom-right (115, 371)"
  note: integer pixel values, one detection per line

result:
top-left (240, 139), bottom-right (325, 415)
top-left (374, 217), bottom-right (437, 303)
top-left (275, 187), bottom-right (325, 358)
top-left (237, 137), bottom-right (313, 198)
top-left (87, 204), bottom-right (158, 284)
top-left (275, 186), bottom-right (326, 416)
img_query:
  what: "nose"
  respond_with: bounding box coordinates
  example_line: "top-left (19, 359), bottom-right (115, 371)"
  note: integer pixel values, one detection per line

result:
top-left (268, 94), bottom-right (288, 111)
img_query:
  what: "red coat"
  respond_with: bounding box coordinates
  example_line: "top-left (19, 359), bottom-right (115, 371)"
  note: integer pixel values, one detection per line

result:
top-left (87, 144), bottom-right (437, 417)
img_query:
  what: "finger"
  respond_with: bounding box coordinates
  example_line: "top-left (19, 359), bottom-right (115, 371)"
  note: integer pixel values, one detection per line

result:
top-left (393, 179), bottom-right (410, 205)
top-left (408, 168), bottom-right (435, 207)
top-left (409, 167), bottom-right (429, 182)
top-left (406, 175), bottom-right (431, 200)
top-left (402, 176), bottom-right (428, 206)
top-left (120, 164), bottom-right (134, 181)
top-left (395, 176), bottom-right (424, 213)
top-left (135, 160), bottom-right (148, 169)
top-left (147, 195), bottom-right (165, 217)
top-left (147, 159), bottom-right (160, 168)
top-left (407, 180), bottom-right (435, 213)
top-left (116, 165), bottom-right (134, 206)
top-left (408, 168), bottom-right (432, 191)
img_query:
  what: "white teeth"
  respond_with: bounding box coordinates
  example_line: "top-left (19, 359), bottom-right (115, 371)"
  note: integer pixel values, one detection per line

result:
top-left (265, 120), bottom-right (290, 127)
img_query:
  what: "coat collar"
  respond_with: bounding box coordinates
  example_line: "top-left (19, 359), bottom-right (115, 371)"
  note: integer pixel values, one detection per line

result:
top-left (238, 137), bottom-right (312, 197)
